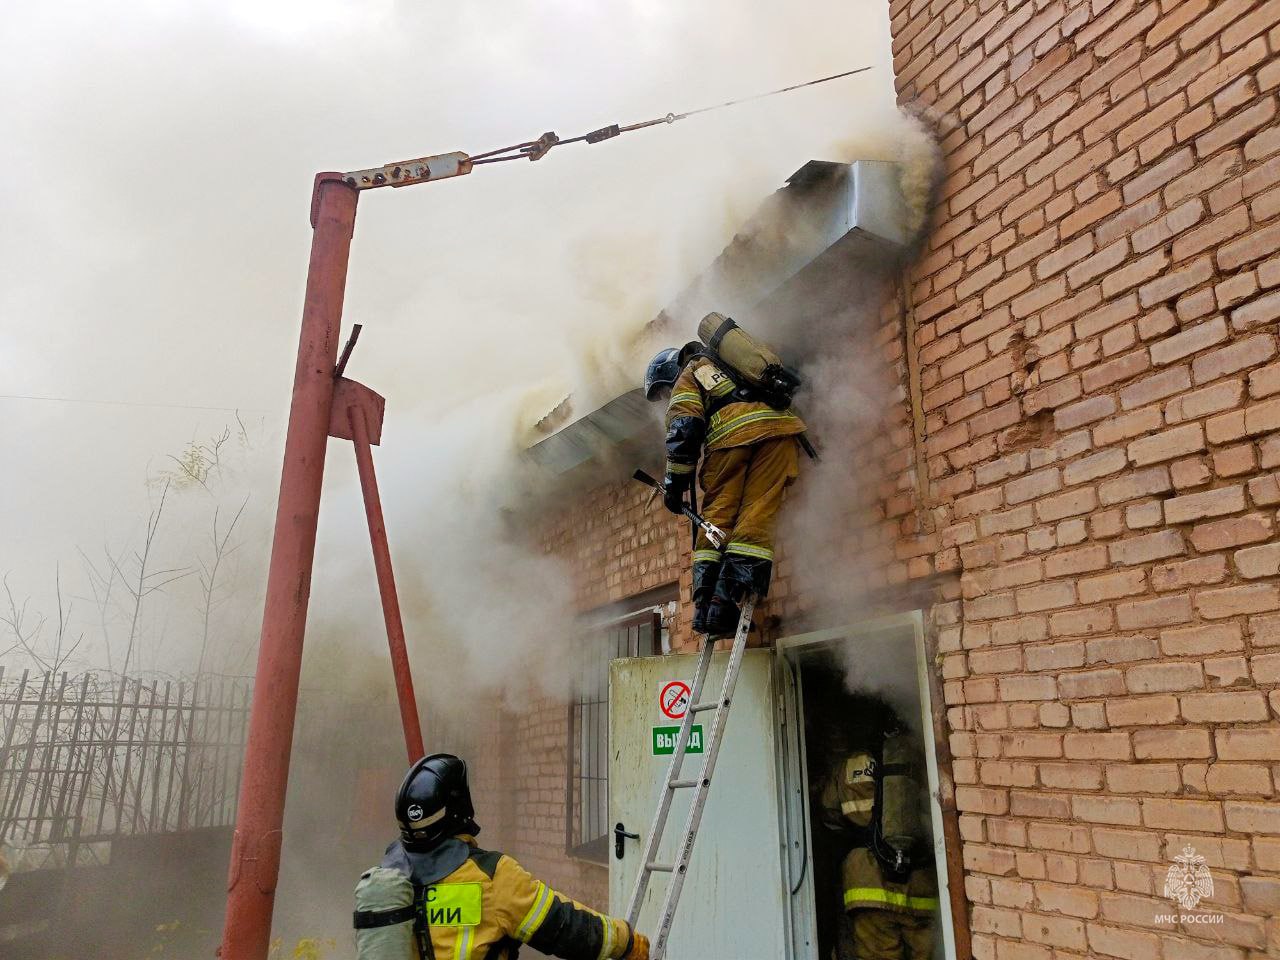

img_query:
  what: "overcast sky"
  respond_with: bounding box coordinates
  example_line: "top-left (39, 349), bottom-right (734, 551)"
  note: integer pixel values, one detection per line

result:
top-left (1, 0), bottom-right (896, 675)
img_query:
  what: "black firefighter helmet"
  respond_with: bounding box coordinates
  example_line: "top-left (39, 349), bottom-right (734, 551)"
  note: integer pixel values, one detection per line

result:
top-left (643, 341), bottom-right (703, 401)
top-left (395, 753), bottom-right (479, 849)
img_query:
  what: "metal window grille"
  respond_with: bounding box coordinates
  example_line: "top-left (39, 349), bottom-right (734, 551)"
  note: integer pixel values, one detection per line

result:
top-left (566, 608), bottom-right (661, 863)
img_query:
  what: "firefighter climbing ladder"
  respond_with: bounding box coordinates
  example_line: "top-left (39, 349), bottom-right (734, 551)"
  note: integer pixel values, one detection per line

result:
top-left (625, 599), bottom-right (756, 960)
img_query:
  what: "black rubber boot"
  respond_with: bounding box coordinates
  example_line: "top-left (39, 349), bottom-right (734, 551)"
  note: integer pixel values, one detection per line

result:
top-left (703, 574), bottom-right (746, 638)
top-left (702, 598), bottom-right (741, 638)
top-left (691, 558), bottom-right (721, 635)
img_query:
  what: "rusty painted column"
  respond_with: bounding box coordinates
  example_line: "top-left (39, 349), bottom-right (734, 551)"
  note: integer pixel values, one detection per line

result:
top-left (219, 173), bottom-right (358, 960)
top-left (348, 404), bottom-right (426, 763)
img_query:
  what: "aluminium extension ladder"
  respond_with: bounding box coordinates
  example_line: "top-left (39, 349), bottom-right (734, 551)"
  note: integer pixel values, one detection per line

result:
top-left (624, 598), bottom-right (755, 960)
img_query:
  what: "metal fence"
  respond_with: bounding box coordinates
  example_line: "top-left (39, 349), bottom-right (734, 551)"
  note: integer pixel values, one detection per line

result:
top-left (0, 667), bottom-right (251, 869)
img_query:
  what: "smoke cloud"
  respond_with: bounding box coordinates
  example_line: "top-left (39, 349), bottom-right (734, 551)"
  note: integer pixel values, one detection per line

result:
top-left (0, 0), bottom-right (946, 951)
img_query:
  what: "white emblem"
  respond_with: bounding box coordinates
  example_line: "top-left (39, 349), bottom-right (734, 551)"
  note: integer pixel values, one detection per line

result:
top-left (407, 804), bottom-right (425, 822)
top-left (1164, 845), bottom-right (1213, 910)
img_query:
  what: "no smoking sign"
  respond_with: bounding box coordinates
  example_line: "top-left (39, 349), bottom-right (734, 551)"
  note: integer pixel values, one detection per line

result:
top-left (659, 679), bottom-right (691, 720)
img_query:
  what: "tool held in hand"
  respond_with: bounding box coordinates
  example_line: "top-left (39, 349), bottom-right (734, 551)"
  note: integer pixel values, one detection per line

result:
top-left (633, 469), bottom-right (727, 549)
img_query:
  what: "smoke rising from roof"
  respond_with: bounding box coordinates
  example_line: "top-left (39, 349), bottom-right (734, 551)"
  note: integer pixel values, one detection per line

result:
top-left (0, 1), bottom-right (929, 949)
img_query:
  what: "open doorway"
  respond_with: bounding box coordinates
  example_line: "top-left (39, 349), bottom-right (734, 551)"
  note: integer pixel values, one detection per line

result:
top-left (783, 615), bottom-right (954, 960)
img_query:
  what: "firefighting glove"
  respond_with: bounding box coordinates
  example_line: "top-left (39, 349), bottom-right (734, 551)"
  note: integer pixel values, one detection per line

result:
top-left (624, 932), bottom-right (650, 960)
top-left (662, 472), bottom-right (692, 516)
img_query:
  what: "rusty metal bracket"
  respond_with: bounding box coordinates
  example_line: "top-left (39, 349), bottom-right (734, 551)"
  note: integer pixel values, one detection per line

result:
top-left (343, 151), bottom-right (473, 191)
top-left (327, 378), bottom-right (385, 445)
top-left (335, 323), bottom-right (363, 379)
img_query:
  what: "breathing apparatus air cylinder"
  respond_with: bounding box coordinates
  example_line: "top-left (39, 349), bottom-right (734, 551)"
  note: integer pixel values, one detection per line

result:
top-left (873, 729), bottom-right (928, 881)
top-left (354, 866), bottom-right (420, 960)
top-left (696, 312), bottom-right (801, 410)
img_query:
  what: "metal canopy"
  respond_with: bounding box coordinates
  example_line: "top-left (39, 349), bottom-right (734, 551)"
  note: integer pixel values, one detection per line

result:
top-left (527, 159), bottom-right (908, 476)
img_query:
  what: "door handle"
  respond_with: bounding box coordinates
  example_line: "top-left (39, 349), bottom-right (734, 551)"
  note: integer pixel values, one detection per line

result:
top-left (614, 822), bottom-right (640, 860)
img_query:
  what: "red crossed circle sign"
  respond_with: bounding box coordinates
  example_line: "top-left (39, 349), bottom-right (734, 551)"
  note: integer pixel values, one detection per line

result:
top-left (660, 680), bottom-right (691, 720)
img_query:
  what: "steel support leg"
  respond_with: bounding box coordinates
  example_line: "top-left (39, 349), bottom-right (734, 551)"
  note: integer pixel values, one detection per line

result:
top-left (348, 405), bottom-right (425, 763)
top-left (219, 173), bottom-right (358, 960)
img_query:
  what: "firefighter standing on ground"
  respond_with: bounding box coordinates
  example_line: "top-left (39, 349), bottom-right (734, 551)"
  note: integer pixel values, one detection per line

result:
top-left (355, 754), bottom-right (649, 960)
top-left (644, 312), bottom-right (807, 636)
top-left (818, 701), bottom-right (939, 960)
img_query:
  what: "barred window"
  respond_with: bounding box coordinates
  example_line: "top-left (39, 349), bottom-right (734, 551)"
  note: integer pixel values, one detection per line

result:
top-left (566, 596), bottom-right (671, 863)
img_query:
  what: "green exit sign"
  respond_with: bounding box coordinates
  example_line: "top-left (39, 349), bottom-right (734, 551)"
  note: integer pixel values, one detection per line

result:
top-left (652, 725), bottom-right (704, 756)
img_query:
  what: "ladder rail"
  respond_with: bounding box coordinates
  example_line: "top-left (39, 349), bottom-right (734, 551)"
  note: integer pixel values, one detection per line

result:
top-left (624, 634), bottom-right (716, 926)
top-left (650, 599), bottom-right (755, 960)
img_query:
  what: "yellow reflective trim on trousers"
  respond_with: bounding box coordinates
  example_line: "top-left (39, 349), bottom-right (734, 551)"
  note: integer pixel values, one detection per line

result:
top-left (726, 542), bottom-right (773, 561)
top-left (706, 409), bottom-right (799, 445)
top-left (596, 914), bottom-right (613, 960)
top-left (692, 550), bottom-right (722, 564)
top-left (516, 882), bottom-right (552, 941)
top-left (843, 887), bottom-right (939, 912)
top-left (666, 461), bottom-right (695, 475)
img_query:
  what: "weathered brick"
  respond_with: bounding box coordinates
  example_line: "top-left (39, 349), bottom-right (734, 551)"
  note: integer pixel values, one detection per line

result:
top-left (1006, 467), bottom-right (1063, 504)
top-left (1141, 797), bottom-right (1223, 832)
top-left (1160, 623), bottom-right (1244, 656)
top-left (1235, 541), bottom-right (1280, 578)
top-left (1086, 634), bottom-right (1158, 665)
top-left (1063, 448), bottom-right (1126, 485)
top-left (1181, 691), bottom-right (1270, 723)
top-left (1195, 583), bottom-right (1280, 618)
top-left (1191, 334), bottom-right (1277, 384)
top-left (1118, 365), bottom-right (1192, 410)
top-left (1134, 727), bottom-right (1212, 760)
top-left (1126, 660), bottom-right (1203, 693)
top-left (1078, 569), bottom-right (1146, 604)
top-left (1150, 555), bottom-right (1229, 591)
top-left (1105, 762), bottom-right (1181, 794)
top-left (1217, 728), bottom-right (1280, 760)
top-left (1127, 424), bottom-right (1203, 465)
top-left (1189, 512), bottom-right (1275, 550)
top-left (1064, 732), bottom-right (1130, 761)
top-left (1163, 484), bottom-right (1247, 524)
top-left (1098, 465), bottom-right (1171, 505)
top-left (1105, 693), bottom-right (1179, 726)
top-left (1149, 316), bottom-right (1229, 365)
top-left (1107, 529), bottom-right (1185, 565)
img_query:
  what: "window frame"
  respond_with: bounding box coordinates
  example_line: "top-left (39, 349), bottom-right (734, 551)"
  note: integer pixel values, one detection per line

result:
top-left (564, 599), bottom-right (670, 864)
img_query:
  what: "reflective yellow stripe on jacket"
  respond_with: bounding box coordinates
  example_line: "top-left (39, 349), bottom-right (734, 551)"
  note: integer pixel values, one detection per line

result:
top-left (843, 887), bottom-right (939, 913)
top-left (515, 881), bottom-right (554, 942)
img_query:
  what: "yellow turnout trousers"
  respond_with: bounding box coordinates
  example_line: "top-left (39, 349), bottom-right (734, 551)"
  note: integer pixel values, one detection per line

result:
top-left (846, 908), bottom-right (935, 960)
top-left (694, 436), bottom-right (800, 596)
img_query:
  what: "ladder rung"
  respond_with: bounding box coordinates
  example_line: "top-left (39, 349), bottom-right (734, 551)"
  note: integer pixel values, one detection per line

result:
top-left (690, 700), bottom-right (719, 713)
top-left (646, 862), bottom-right (675, 873)
top-left (669, 778), bottom-right (699, 789)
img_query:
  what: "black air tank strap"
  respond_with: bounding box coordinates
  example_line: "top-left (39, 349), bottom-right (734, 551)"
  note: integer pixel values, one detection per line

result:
top-left (353, 905), bottom-right (417, 928)
top-left (707, 315), bottom-right (738, 353)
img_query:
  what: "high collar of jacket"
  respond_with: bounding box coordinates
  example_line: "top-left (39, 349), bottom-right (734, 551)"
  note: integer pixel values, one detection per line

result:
top-left (382, 834), bottom-right (475, 886)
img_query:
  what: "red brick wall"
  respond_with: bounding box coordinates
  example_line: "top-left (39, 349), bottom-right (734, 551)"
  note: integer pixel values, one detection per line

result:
top-left (892, 0), bottom-right (1280, 955)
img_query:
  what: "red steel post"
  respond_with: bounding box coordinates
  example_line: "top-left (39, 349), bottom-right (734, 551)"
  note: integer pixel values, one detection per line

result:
top-left (348, 404), bottom-right (426, 763)
top-left (219, 173), bottom-right (358, 960)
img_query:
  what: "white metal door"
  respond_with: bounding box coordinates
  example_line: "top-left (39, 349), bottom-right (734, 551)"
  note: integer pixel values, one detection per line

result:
top-left (609, 649), bottom-right (787, 960)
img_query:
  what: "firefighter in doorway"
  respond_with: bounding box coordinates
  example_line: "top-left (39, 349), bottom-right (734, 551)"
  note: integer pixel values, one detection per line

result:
top-left (818, 699), bottom-right (939, 960)
top-left (644, 319), bottom-right (807, 637)
top-left (354, 754), bottom-right (649, 960)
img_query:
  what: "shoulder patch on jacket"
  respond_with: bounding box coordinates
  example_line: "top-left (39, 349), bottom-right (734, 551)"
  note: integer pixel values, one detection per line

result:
top-left (845, 753), bottom-right (876, 784)
top-left (693, 362), bottom-right (729, 391)
top-left (468, 847), bottom-right (503, 879)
